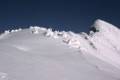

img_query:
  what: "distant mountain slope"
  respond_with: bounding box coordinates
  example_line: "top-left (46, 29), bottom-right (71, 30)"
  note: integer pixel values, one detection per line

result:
top-left (0, 19), bottom-right (120, 80)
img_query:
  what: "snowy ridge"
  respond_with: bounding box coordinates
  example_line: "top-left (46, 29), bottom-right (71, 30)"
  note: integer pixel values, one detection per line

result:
top-left (30, 20), bottom-right (120, 69)
top-left (0, 19), bottom-right (120, 80)
top-left (89, 19), bottom-right (120, 69)
top-left (0, 19), bottom-right (120, 69)
top-left (29, 26), bottom-right (94, 51)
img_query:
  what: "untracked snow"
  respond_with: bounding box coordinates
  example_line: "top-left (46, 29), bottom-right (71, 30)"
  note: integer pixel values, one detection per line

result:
top-left (0, 19), bottom-right (120, 80)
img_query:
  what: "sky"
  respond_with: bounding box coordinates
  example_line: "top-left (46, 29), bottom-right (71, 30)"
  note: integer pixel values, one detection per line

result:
top-left (0, 0), bottom-right (120, 33)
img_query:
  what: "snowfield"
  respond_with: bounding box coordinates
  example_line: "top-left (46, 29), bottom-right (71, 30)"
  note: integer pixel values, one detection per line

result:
top-left (0, 19), bottom-right (120, 80)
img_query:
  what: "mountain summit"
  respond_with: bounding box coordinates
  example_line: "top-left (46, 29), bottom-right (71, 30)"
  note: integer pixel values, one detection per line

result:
top-left (0, 19), bottom-right (120, 80)
top-left (89, 19), bottom-right (120, 69)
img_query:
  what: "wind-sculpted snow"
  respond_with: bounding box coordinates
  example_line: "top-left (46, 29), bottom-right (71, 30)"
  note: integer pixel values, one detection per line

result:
top-left (0, 19), bottom-right (120, 80)
top-left (0, 72), bottom-right (8, 79)
top-left (29, 20), bottom-right (120, 69)
top-left (89, 19), bottom-right (120, 69)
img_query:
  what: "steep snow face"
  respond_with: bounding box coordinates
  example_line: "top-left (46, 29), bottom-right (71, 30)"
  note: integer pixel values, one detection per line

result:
top-left (89, 19), bottom-right (120, 69)
top-left (0, 20), bottom-right (120, 80)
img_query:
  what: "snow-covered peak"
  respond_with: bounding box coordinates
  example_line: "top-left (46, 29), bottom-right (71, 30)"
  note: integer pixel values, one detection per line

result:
top-left (90, 19), bottom-right (120, 34)
top-left (90, 19), bottom-right (120, 45)
top-left (89, 19), bottom-right (120, 69)
top-left (0, 19), bottom-right (120, 80)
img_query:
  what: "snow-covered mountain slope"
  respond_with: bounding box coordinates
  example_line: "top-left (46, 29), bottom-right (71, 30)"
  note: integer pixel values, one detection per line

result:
top-left (89, 20), bottom-right (120, 69)
top-left (0, 19), bottom-right (120, 80)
